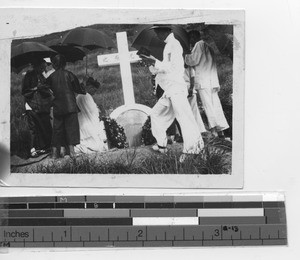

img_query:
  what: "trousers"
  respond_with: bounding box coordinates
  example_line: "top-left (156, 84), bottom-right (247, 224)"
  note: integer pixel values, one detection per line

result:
top-left (151, 93), bottom-right (204, 154)
top-left (52, 112), bottom-right (80, 147)
top-left (199, 88), bottom-right (229, 131)
top-left (26, 111), bottom-right (52, 150)
top-left (188, 94), bottom-right (206, 133)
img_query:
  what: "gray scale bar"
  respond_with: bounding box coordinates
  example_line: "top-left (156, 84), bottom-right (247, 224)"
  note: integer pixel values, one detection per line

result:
top-left (0, 197), bottom-right (56, 203)
top-left (114, 196), bottom-right (145, 203)
top-left (265, 208), bottom-right (286, 224)
top-left (64, 209), bottom-right (130, 218)
top-left (144, 196), bottom-right (174, 203)
top-left (131, 209), bottom-right (197, 217)
top-left (200, 217), bottom-right (266, 225)
top-left (85, 196), bottom-right (115, 202)
top-left (0, 210), bottom-right (64, 218)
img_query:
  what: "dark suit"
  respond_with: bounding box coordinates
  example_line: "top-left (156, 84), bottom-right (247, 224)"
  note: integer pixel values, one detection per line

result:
top-left (22, 70), bottom-right (53, 114)
top-left (46, 69), bottom-right (86, 147)
top-left (22, 70), bottom-right (53, 151)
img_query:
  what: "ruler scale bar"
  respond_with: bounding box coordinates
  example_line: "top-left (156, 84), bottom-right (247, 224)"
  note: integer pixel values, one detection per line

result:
top-left (0, 194), bottom-right (287, 247)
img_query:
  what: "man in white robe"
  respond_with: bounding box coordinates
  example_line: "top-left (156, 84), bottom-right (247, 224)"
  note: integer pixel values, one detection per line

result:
top-left (185, 30), bottom-right (229, 137)
top-left (142, 26), bottom-right (204, 161)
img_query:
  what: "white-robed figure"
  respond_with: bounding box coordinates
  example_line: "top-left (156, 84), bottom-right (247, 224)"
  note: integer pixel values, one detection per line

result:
top-left (185, 30), bottom-right (229, 137)
top-left (142, 25), bottom-right (204, 162)
top-left (184, 66), bottom-right (206, 134)
top-left (74, 82), bottom-right (108, 154)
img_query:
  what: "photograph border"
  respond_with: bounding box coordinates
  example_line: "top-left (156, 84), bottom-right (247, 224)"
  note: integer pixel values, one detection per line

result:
top-left (0, 8), bottom-right (244, 188)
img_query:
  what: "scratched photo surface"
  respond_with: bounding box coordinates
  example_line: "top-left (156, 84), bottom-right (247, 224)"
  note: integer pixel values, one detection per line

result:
top-left (0, 9), bottom-right (244, 188)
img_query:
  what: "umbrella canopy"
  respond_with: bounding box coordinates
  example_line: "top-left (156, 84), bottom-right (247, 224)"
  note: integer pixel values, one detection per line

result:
top-left (132, 24), bottom-right (190, 61)
top-left (132, 25), bottom-right (165, 61)
top-left (11, 41), bottom-right (57, 73)
top-left (61, 27), bottom-right (115, 50)
top-left (46, 38), bottom-right (87, 63)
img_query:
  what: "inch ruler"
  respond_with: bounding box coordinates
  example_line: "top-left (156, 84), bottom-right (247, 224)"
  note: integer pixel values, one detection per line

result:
top-left (0, 194), bottom-right (287, 248)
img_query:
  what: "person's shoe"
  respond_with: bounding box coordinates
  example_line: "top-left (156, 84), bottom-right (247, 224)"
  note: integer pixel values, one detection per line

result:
top-left (152, 144), bottom-right (168, 154)
top-left (60, 147), bottom-right (67, 157)
top-left (217, 131), bottom-right (225, 139)
top-left (30, 148), bottom-right (39, 158)
top-left (69, 145), bottom-right (76, 158)
top-left (50, 147), bottom-right (59, 159)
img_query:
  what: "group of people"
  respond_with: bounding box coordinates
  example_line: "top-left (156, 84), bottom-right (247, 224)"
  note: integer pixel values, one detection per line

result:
top-left (22, 55), bottom-right (107, 159)
top-left (141, 26), bottom-right (229, 162)
top-left (21, 26), bottom-right (229, 162)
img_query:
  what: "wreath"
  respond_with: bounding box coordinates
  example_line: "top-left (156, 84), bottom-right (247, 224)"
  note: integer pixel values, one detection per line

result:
top-left (101, 116), bottom-right (128, 149)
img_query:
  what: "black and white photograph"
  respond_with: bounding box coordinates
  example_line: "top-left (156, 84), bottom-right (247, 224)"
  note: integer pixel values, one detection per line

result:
top-left (0, 9), bottom-right (244, 188)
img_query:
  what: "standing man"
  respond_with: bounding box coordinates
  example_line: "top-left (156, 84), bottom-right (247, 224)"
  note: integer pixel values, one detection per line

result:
top-left (185, 30), bottom-right (229, 138)
top-left (22, 58), bottom-right (53, 157)
top-left (46, 54), bottom-right (86, 158)
top-left (142, 25), bottom-right (204, 162)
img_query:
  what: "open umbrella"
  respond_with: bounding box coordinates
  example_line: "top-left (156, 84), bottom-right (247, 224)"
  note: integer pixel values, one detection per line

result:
top-left (132, 24), bottom-right (190, 61)
top-left (11, 41), bottom-right (57, 73)
top-left (60, 27), bottom-right (115, 75)
top-left (132, 25), bottom-right (165, 61)
top-left (46, 38), bottom-right (87, 63)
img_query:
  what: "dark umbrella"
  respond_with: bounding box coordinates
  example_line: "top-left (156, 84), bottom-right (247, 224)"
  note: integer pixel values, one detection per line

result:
top-left (60, 27), bottom-right (115, 75)
top-left (132, 24), bottom-right (190, 61)
top-left (132, 25), bottom-right (165, 61)
top-left (11, 42), bottom-right (57, 73)
top-left (46, 38), bottom-right (87, 63)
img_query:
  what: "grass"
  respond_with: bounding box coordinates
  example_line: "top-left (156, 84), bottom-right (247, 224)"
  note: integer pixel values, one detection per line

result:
top-left (10, 24), bottom-right (233, 174)
top-left (13, 136), bottom-right (231, 174)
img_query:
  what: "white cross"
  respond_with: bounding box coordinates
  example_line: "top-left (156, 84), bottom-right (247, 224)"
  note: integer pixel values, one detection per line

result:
top-left (97, 31), bottom-right (141, 106)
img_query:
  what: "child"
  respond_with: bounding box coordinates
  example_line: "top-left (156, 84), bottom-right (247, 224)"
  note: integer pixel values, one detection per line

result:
top-left (46, 54), bottom-right (86, 158)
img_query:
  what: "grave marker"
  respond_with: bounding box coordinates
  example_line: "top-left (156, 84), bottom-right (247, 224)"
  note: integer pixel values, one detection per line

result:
top-left (97, 32), bottom-right (152, 147)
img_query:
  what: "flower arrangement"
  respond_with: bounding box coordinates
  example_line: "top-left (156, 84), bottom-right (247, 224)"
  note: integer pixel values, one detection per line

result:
top-left (141, 116), bottom-right (156, 146)
top-left (101, 116), bottom-right (128, 149)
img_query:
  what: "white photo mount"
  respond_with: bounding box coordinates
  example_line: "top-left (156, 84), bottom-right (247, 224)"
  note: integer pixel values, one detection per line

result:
top-left (0, 9), bottom-right (245, 188)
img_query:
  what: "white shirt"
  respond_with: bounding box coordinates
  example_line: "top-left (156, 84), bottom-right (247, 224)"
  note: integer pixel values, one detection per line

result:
top-left (185, 40), bottom-right (220, 90)
top-left (150, 33), bottom-right (186, 97)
